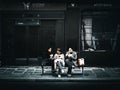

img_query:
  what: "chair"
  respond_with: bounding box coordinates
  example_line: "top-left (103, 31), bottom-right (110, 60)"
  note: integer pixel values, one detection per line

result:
top-left (77, 58), bottom-right (85, 74)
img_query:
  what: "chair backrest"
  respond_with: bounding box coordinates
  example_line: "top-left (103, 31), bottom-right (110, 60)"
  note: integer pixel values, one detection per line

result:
top-left (78, 58), bottom-right (85, 66)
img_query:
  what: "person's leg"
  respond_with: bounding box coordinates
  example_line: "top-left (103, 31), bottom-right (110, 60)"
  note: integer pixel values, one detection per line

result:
top-left (54, 60), bottom-right (58, 71)
top-left (60, 61), bottom-right (65, 73)
top-left (57, 61), bottom-right (62, 77)
top-left (65, 60), bottom-right (73, 76)
top-left (61, 60), bottom-right (65, 67)
top-left (51, 60), bottom-right (54, 71)
top-left (41, 59), bottom-right (48, 74)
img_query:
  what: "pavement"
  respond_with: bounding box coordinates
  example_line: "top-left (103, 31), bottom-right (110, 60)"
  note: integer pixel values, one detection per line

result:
top-left (0, 66), bottom-right (120, 90)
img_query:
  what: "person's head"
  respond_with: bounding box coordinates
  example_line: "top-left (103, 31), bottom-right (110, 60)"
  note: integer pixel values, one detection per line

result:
top-left (68, 48), bottom-right (73, 53)
top-left (56, 48), bottom-right (62, 54)
top-left (48, 48), bottom-right (52, 53)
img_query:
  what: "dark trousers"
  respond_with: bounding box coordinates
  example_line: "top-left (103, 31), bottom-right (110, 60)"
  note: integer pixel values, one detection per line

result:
top-left (65, 59), bottom-right (74, 74)
top-left (41, 58), bottom-right (54, 71)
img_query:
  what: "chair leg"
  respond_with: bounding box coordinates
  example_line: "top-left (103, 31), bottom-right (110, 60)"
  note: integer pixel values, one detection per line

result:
top-left (81, 66), bottom-right (84, 75)
top-left (41, 65), bottom-right (44, 75)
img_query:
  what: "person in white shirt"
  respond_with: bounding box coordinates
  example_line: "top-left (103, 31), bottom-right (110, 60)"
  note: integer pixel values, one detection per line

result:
top-left (54, 48), bottom-right (65, 77)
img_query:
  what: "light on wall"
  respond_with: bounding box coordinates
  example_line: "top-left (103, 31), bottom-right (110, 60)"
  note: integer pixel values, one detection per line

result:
top-left (71, 3), bottom-right (75, 7)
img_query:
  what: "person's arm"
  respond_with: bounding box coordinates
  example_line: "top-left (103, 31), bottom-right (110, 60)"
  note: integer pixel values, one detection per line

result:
top-left (61, 54), bottom-right (65, 61)
top-left (66, 52), bottom-right (68, 56)
top-left (65, 52), bottom-right (69, 59)
top-left (71, 52), bottom-right (77, 60)
top-left (50, 54), bottom-right (54, 60)
top-left (54, 54), bottom-right (57, 60)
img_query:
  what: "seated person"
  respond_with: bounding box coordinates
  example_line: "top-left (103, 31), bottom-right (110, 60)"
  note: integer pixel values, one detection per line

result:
top-left (54, 48), bottom-right (65, 78)
top-left (65, 48), bottom-right (77, 77)
top-left (41, 48), bottom-right (54, 73)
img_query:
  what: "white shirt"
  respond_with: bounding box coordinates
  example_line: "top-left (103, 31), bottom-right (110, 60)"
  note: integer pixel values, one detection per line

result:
top-left (54, 54), bottom-right (64, 60)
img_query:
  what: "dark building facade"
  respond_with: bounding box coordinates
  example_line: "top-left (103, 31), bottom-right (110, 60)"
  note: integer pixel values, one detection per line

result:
top-left (0, 0), bottom-right (120, 66)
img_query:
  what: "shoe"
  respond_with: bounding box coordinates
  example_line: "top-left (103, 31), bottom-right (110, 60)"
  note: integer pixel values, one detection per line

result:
top-left (58, 74), bottom-right (61, 78)
top-left (67, 74), bottom-right (72, 77)
top-left (72, 65), bottom-right (75, 68)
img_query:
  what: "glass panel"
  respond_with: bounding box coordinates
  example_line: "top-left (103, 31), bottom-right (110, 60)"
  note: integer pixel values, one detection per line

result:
top-left (81, 11), bottom-right (120, 52)
top-left (81, 18), bottom-right (94, 51)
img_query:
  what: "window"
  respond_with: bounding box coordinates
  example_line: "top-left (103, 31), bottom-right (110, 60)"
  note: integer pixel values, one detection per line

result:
top-left (81, 11), bottom-right (120, 52)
